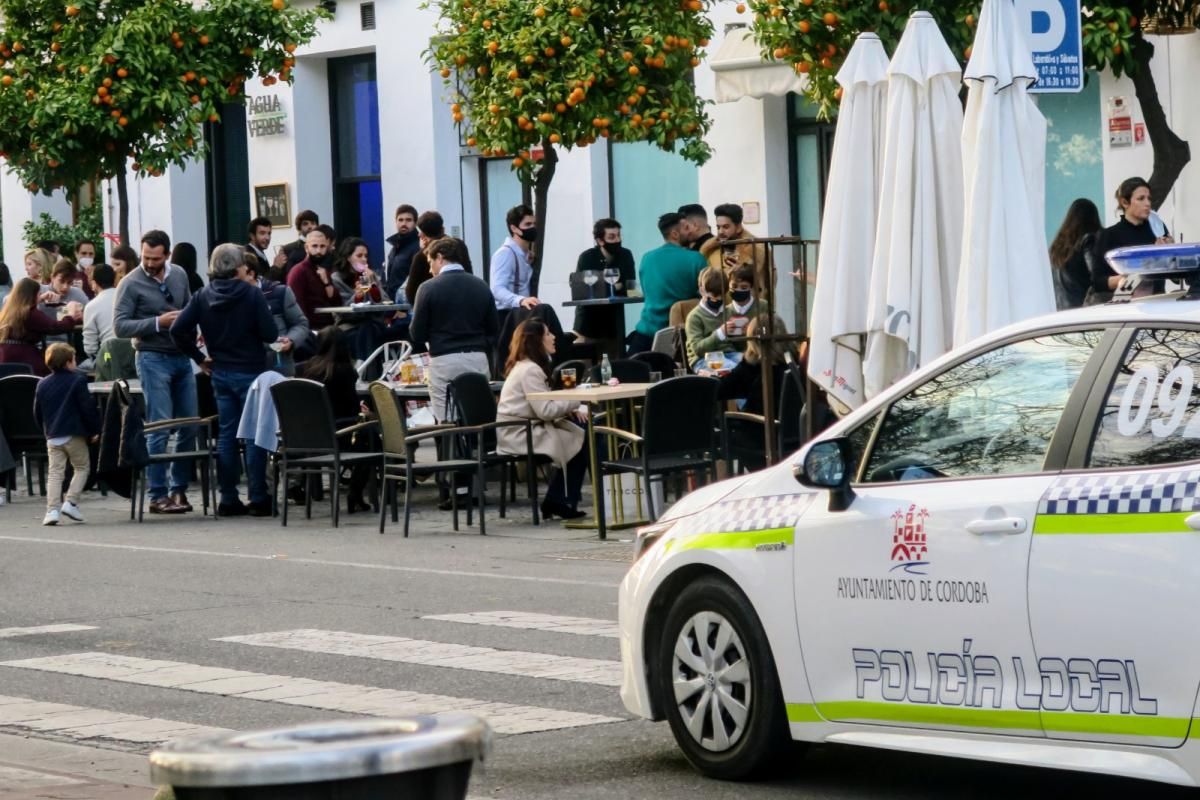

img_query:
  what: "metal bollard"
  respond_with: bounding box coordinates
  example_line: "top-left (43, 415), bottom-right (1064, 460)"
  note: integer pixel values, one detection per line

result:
top-left (149, 715), bottom-right (491, 800)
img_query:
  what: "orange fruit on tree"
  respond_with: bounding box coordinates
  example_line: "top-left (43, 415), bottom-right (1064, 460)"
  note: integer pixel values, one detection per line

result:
top-left (50, 42), bottom-right (61, 52)
top-left (820, 55), bottom-right (833, 69)
top-left (482, 19), bottom-right (492, 28)
top-left (199, 35), bottom-right (210, 45)
top-left (797, 19), bottom-right (810, 32)
top-left (466, 136), bottom-right (477, 146)
top-left (622, 51), bottom-right (633, 61)
top-left (628, 65), bottom-right (639, 75)
top-left (190, 94), bottom-right (200, 103)
top-left (512, 156), bottom-right (525, 167)
top-left (487, 41), bottom-right (499, 53)
top-left (642, 35), bottom-right (654, 45)
top-left (103, 77), bottom-right (112, 86)
top-left (66, 5), bottom-right (80, 16)
top-left (272, 0), bottom-right (285, 9)
top-left (538, 112), bottom-right (554, 123)
top-left (879, 0), bottom-right (888, 10)
top-left (965, 14), bottom-right (975, 27)
top-left (512, 86), bottom-right (523, 96)
top-left (635, 84), bottom-right (647, 95)
top-left (507, 68), bottom-right (519, 79)
top-left (198, 76), bottom-right (207, 85)
top-left (544, 46), bottom-right (556, 57)
top-left (117, 116), bottom-right (128, 126)
top-left (690, 57), bottom-right (700, 66)
top-left (795, 60), bottom-right (811, 73)
top-left (78, 64), bottom-right (88, 73)
top-left (488, 103), bottom-right (501, 113)
top-left (770, 6), bottom-right (783, 16)
top-left (452, 112), bottom-right (463, 122)
top-left (1112, 43), bottom-right (1122, 55)
top-left (533, 5), bottom-right (545, 16)
top-left (570, 6), bottom-right (583, 16)
top-left (97, 85), bottom-right (108, 96)
top-left (687, 0), bottom-right (701, 9)
top-left (524, 54), bottom-right (535, 64)
top-left (440, 68), bottom-right (451, 77)
top-left (555, 102), bottom-right (566, 112)
top-left (209, 113), bottom-right (219, 121)
top-left (549, 132), bottom-right (561, 143)
top-left (560, 35), bottom-right (572, 47)
top-left (735, 3), bottom-right (745, 12)
top-left (823, 11), bottom-right (838, 25)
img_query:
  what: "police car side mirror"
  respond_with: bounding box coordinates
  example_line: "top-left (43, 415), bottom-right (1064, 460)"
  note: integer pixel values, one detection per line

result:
top-left (795, 438), bottom-right (856, 512)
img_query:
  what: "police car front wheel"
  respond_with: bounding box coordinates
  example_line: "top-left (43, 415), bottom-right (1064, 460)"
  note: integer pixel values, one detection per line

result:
top-left (655, 575), bottom-right (795, 780)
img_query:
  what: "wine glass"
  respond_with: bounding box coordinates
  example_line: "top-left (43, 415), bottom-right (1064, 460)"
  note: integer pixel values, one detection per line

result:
top-left (583, 270), bottom-right (598, 299)
top-left (603, 267), bottom-right (619, 298)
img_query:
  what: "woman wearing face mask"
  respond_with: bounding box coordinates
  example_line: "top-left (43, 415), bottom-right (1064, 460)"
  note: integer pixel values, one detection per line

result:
top-left (331, 237), bottom-right (388, 305)
top-left (1087, 177), bottom-right (1172, 304)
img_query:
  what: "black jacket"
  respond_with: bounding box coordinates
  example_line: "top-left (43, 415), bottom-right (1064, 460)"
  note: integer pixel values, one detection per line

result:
top-left (33, 369), bottom-right (101, 440)
top-left (1090, 217), bottom-right (1164, 297)
top-left (409, 269), bottom-right (498, 357)
top-left (96, 380), bottom-right (146, 497)
top-left (171, 278), bottom-right (277, 373)
top-left (385, 230), bottom-right (421, 300)
top-left (1053, 232), bottom-right (1095, 310)
top-left (573, 244), bottom-right (636, 338)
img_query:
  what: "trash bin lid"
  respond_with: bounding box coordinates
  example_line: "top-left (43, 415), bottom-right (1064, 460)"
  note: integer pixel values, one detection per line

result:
top-left (149, 715), bottom-right (491, 788)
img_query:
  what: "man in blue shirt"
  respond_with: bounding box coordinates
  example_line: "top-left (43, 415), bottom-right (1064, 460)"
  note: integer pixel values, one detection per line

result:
top-left (628, 212), bottom-right (707, 354)
top-left (489, 204), bottom-right (541, 312)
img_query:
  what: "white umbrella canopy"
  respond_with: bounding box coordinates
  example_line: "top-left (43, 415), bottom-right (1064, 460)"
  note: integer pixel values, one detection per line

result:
top-left (807, 32), bottom-right (890, 413)
top-left (862, 10), bottom-right (964, 401)
top-left (952, 0), bottom-right (1053, 347)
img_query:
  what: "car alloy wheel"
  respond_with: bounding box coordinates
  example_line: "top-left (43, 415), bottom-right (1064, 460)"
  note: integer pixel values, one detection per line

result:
top-left (672, 610), bottom-right (752, 751)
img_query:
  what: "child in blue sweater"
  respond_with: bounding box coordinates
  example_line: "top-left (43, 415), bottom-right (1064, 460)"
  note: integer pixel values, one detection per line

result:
top-left (33, 343), bottom-right (101, 526)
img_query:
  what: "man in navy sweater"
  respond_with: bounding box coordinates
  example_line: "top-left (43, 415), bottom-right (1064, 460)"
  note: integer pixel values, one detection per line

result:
top-left (171, 244), bottom-right (278, 517)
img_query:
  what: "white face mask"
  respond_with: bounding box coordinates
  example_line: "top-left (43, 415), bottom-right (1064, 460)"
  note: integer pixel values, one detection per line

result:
top-left (77, 257), bottom-right (94, 268)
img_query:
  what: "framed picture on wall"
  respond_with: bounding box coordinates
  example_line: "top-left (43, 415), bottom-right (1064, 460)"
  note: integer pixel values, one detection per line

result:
top-left (254, 183), bottom-right (291, 228)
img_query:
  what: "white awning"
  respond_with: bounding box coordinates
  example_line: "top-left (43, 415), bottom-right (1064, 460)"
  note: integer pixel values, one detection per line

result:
top-left (710, 28), bottom-right (807, 103)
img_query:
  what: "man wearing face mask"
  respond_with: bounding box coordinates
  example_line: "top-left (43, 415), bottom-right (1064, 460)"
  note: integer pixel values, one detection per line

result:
top-left (490, 204), bottom-right (541, 314)
top-left (285, 227), bottom-right (338, 330)
top-left (572, 218), bottom-right (635, 347)
top-left (74, 240), bottom-right (98, 299)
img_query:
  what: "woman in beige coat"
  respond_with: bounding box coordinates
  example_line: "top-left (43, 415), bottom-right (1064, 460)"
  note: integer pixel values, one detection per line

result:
top-left (497, 319), bottom-right (588, 519)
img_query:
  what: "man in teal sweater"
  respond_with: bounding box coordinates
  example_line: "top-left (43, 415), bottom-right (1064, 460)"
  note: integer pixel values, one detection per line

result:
top-left (628, 212), bottom-right (707, 354)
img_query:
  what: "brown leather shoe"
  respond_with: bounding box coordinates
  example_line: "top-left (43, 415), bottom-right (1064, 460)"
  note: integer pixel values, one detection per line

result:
top-left (149, 497), bottom-right (186, 515)
top-left (171, 492), bottom-right (193, 513)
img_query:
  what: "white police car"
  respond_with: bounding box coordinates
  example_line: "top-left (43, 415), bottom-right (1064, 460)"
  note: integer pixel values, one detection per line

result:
top-left (619, 247), bottom-right (1200, 785)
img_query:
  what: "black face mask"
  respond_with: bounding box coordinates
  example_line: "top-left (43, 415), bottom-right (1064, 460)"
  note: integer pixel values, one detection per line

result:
top-left (704, 298), bottom-right (723, 313)
top-left (518, 227), bottom-right (538, 243)
top-left (731, 289), bottom-right (752, 305)
top-left (310, 252), bottom-right (330, 267)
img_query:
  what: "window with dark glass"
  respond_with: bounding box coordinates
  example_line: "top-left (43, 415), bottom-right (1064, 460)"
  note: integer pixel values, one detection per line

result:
top-left (1089, 328), bottom-right (1200, 469)
top-left (862, 331), bottom-right (1104, 482)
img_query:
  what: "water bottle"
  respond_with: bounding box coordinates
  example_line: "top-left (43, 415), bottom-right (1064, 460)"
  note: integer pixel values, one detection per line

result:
top-left (600, 353), bottom-right (612, 383)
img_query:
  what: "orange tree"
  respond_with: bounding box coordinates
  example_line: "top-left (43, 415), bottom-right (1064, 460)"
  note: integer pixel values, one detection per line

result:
top-left (748, 0), bottom-right (1192, 209)
top-left (0, 0), bottom-right (324, 244)
top-left (428, 0), bottom-right (714, 293)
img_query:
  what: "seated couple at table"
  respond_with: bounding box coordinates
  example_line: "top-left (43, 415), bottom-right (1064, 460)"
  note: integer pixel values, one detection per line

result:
top-left (0, 278), bottom-right (84, 376)
top-left (496, 319), bottom-right (588, 521)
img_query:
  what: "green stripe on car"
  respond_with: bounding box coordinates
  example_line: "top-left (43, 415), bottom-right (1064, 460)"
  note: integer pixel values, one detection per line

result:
top-left (1033, 512), bottom-right (1193, 535)
top-left (664, 528), bottom-right (795, 553)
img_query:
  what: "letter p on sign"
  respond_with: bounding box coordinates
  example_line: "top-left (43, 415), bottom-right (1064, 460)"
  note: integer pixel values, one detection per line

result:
top-left (1016, 0), bottom-right (1066, 51)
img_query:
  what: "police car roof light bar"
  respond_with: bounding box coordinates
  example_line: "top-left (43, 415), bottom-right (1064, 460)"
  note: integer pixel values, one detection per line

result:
top-left (1104, 243), bottom-right (1200, 301)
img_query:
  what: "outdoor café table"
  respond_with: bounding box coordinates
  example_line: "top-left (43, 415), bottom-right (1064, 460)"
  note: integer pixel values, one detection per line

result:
top-left (88, 379), bottom-right (142, 395)
top-left (315, 303), bottom-right (410, 324)
top-left (527, 381), bottom-right (652, 540)
top-left (355, 380), bottom-right (504, 399)
top-left (560, 296), bottom-right (645, 308)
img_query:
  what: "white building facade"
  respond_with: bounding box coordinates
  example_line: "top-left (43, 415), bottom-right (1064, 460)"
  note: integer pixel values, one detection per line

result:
top-left (2, 2), bottom-right (1196, 335)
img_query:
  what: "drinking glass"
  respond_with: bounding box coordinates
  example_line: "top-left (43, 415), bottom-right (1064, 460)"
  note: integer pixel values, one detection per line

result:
top-left (269, 340), bottom-right (285, 368)
top-left (561, 368), bottom-right (577, 389)
top-left (706, 351), bottom-right (724, 371)
top-left (627, 279), bottom-right (642, 298)
top-left (603, 267), bottom-right (619, 297)
top-left (582, 270), bottom-right (599, 299)
top-left (673, 368), bottom-right (687, 378)
top-left (649, 371), bottom-right (662, 383)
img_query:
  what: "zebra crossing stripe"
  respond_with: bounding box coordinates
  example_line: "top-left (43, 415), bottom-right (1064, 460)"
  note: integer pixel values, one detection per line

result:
top-left (0, 624), bottom-right (96, 639)
top-left (0, 693), bottom-right (229, 745)
top-left (422, 611), bottom-right (620, 639)
top-left (217, 629), bottom-right (622, 687)
top-left (0, 653), bottom-right (621, 735)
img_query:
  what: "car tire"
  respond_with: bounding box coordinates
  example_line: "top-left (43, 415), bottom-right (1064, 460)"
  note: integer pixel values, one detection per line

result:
top-left (655, 575), bottom-right (795, 780)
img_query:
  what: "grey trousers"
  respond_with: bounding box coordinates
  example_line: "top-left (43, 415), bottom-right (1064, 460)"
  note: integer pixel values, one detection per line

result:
top-left (428, 351), bottom-right (490, 423)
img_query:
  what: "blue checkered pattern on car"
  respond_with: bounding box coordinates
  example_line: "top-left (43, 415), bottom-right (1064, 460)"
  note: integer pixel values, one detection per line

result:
top-left (670, 494), bottom-right (813, 537)
top-left (1037, 470), bottom-right (1200, 515)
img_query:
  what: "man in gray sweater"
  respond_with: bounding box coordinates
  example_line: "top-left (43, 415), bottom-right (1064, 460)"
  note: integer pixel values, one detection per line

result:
top-left (112, 230), bottom-right (196, 515)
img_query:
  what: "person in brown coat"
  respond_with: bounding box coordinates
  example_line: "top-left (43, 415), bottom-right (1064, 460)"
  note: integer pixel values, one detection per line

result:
top-left (701, 203), bottom-right (776, 302)
top-left (496, 319), bottom-right (587, 520)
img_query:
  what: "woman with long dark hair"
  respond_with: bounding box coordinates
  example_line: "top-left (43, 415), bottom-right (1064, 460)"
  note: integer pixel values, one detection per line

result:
top-left (300, 327), bottom-right (370, 513)
top-left (496, 319), bottom-right (587, 519)
top-left (330, 237), bottom-right (387, 305)
top-left (171, 242), bottom-right (205, 293)
top-left (1048, 198), bottom-right (1102, 310)
top-left (1088, 177), bottom-right (1173, 304)
top-left (0, 278), bottom-right (83, 375)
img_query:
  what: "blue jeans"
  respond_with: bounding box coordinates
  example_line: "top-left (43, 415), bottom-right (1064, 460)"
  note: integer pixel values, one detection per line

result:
top-left (135, 351), bottom-right (198, 500)
top-left (211, 370), bottom-right (268, 506)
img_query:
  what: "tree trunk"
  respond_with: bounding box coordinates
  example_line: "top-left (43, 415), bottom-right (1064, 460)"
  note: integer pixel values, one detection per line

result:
top-left (529, 142), bottom-right (558, 298)
top-left (1131, 38), bottom-right (1191, 211)
top-left (115, 165), bottom-right (130, 245)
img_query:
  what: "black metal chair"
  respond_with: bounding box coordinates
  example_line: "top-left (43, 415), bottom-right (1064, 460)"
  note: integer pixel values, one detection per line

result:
top-left (550, 359), bottom-right (590, 389)
top-left (594, 375), bottom-right (720, 539)
top-left (369, 381), bottom-right (485, 536)
top-left (589, 358), bottom-right (651, 384)
top-left (111, 380), bottom-right (219, 522)
top-left (0, 375), bottom-right (47, 499)
top-left (270, 378), bottom-right (380, 528)
top-left (0, 363), bottom-right (34, 378)
top-left (723, 360), bottom-right (807, 474)
top-left (448, 372), bottom-right (539, 528)
top-left (629, 350), bottom-right (677, 377)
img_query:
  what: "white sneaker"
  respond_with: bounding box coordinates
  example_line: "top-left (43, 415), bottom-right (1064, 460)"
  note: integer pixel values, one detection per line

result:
top-left (42, 508), bottom-right (60, 526)
top-left (60, 502), bottom-right (84, 522)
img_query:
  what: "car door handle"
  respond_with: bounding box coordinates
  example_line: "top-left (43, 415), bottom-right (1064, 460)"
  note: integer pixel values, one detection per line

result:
top-left (1187, 513), bottom-right (1200, 531)
top-left (966, 517), bottom-right (1028, 536)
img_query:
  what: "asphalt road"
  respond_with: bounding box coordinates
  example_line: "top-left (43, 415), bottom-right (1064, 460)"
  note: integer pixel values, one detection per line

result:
top-left (0, 487), bottom-right (1182, 798)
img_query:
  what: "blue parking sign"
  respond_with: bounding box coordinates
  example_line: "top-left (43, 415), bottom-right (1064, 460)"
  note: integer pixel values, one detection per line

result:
top-left (1017, 0), bottom-right (1084, 93)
